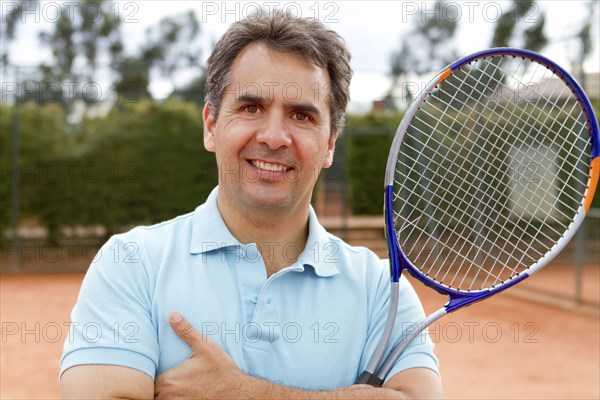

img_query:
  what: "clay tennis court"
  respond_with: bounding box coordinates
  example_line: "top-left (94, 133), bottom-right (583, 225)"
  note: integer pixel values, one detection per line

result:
top-left (1, 263), bottom-right (598, 399)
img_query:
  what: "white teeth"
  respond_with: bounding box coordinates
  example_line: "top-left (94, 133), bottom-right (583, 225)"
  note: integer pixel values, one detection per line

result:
top-left (251, 160), bottom-right (290, 172)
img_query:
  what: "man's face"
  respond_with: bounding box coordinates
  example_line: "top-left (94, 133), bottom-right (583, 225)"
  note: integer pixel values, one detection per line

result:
top-left (203, 42), bottom-right (337, 214)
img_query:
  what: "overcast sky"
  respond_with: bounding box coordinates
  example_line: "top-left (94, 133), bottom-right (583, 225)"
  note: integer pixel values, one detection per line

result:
top-left (2, 0), bottom-right (599, 111)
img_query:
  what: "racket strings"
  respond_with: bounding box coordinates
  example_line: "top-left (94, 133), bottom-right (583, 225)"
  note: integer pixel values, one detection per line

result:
top-left (410, 63), bottom-right (584, 212)
top-left (393, 55), bottom-right (591, 291)
top-left (448, 59), bottom-right (589, 160)
top-left (428, 83), bottom-right (584, 288)
top-left (394, 160), bottom-right (538, 288)
top-left (398, 104), bottom-right (582, 252)
top-left (450, 65), bottom-right (584, 284)
top-left (392, 187), bottom-right (516, 287)
top-left (448, 64), bottom-right (581, 181)
top-left (397, 100), bottom-right (574, 265)
top-left (477, 59), bottom-right (591, 214)
top-left (436, 58), bottom-right (587, 213)
top-left (394, 155), bottom-right (525, 265)
top-left (393, 159), bottom-right (530, 288)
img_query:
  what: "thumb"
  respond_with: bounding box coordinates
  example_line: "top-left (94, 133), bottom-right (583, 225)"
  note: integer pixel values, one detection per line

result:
top-left (168, 311), bottom-right (206, 351)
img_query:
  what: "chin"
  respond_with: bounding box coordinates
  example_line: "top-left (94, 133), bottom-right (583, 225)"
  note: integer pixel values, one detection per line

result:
top-left (241, 186), bottom-right (297, 210)
top-left (247, 194), bottom-right (293, 210)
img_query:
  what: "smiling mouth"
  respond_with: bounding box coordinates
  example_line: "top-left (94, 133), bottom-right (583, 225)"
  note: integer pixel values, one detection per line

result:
top-left (250, 160), bottom-right (292, 172)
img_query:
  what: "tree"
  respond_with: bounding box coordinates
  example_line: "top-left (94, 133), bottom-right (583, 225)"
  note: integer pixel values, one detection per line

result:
top-left (570, 2), bottom-right (596, 90)
top-left (389, 1), bottom-right (459, 107)
top-left (113, 10), bottom-right (203, 102)
top-left (6, 3), bottom-right (205, 107)
top-left (169, 75), bottom-right (207, 106)
top-left (35, 0), bottom-right (124, 106)
top-left (1, 0), bottom-right (38, 68)
top-left (113, 57), bottom-right (152, 102)
top-left (490, 1), bottom-right (547, 52)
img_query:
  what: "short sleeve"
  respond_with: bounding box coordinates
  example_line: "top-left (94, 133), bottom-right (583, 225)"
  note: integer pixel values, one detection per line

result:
top-left (60, 232), bottom-right (159, 379)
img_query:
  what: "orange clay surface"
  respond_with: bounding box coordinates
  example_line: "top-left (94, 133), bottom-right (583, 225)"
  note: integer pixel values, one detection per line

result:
top-left (1, 266), bottom-right (598, 399)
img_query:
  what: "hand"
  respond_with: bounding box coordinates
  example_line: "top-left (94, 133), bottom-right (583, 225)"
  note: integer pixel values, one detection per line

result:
top-left (154, 311), bottom-right (249, 399)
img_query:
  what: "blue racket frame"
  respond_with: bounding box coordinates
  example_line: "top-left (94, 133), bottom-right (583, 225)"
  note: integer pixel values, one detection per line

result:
top-left (357, 47), bottom-right (600, 386)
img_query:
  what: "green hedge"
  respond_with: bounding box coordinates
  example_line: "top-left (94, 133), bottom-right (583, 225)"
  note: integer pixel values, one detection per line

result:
top-left (1, 100), bottom-right (217, 241)
top-left (1, 103), bottom-right (71, 239)
top-left (345, 113), bottom-right (403, 215)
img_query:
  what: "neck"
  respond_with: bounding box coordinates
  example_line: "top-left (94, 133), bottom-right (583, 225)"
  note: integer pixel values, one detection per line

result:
top-left (217, 193), bottom-right (310, 277)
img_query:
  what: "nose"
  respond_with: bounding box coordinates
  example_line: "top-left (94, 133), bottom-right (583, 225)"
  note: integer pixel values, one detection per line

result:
top-left (255, 112), bottom-right (292, 150)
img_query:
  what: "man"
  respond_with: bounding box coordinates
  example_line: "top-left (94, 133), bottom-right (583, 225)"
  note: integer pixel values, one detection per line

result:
top-left (60, 10), bottom-right (443, 399)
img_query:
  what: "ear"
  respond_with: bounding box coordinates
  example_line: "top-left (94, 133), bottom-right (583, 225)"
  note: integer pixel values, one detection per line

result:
top-left (322, 131), bottom-right (338, 168)
top-left (203, 102), bottom-right (217, 152)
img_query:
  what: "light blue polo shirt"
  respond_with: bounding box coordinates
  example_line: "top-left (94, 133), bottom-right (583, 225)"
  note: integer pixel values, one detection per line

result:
top-left (61, 187), bottom-right (438, 390)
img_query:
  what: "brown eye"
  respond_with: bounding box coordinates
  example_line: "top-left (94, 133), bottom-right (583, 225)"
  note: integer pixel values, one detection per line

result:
top-left (294, 112), bottom-right (309, 121)
top-left (244, 105), bottom-right (258, 113)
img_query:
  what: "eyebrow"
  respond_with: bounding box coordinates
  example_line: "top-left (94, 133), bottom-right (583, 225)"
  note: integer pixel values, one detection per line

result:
top-left (236, 94), bottom-right (267, 104)
top-left (290, 102), bottom-right (322, 119)
top-left (236, 94), bottom-right (323, 119)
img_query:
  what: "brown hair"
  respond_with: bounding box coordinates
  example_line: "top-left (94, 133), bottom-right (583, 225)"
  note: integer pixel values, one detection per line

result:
top-left (205, 9), bottom-right (353, 133)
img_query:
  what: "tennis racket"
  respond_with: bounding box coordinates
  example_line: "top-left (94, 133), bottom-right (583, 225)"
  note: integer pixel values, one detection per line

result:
top-left (357, 48), bottom-right (600, 386)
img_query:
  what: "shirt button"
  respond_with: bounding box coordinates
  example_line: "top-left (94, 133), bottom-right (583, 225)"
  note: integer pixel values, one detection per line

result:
top-left (251, 295), bottom-right (259, 303)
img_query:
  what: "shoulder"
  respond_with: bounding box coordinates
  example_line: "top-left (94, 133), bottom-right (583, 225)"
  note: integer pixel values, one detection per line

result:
top-left (317, 229), bottom-right (390, 291)
top-left (111, 209), bottom-right (196, 254)
top-left (317, 229), bottom-right (424, 309)
top-left (329, 232), bottom-right (384, 267)
top-left (89, 209), bottom-right (197, 280)
top-left (113, 209), bottom-right (196, 245)
top-left (324, 226), bottom-right (386, 266)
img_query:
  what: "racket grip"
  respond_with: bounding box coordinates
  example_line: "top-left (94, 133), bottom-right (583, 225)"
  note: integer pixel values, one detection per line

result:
top-left (355, 371), bottom-right (384, 387)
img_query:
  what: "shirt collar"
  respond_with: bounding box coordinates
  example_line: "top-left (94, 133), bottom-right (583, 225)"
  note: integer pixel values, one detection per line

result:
top-left (190, 186), bottom-right (340, 278)
top-left (189, 187), bottom-right (240, 254)
top-left (297, 207), bottom-right (340, 277)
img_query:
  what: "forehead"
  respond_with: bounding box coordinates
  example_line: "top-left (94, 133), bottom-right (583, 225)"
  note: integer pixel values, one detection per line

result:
top-left (227, 42), bottom-right (332, 105)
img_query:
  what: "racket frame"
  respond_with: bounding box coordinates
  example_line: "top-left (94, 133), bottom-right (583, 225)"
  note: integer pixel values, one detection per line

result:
top-left (359, 47), bottom-right (600, 386)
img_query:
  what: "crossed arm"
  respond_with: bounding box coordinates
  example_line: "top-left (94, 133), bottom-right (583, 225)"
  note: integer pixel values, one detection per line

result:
top-left (61, 312), bottom-right (443, 399)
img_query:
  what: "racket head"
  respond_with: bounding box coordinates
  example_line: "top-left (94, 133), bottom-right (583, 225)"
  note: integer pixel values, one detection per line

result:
top-left (385, 48), bottom-right (600, 306)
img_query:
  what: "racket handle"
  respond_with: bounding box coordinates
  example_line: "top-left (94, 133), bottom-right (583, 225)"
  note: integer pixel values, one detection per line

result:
top-left (355, 371), bottom-right (384, 387)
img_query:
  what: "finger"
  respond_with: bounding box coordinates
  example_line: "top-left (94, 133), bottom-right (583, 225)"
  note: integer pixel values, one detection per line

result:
top-left (168, 311), bottom-right (206, 350)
